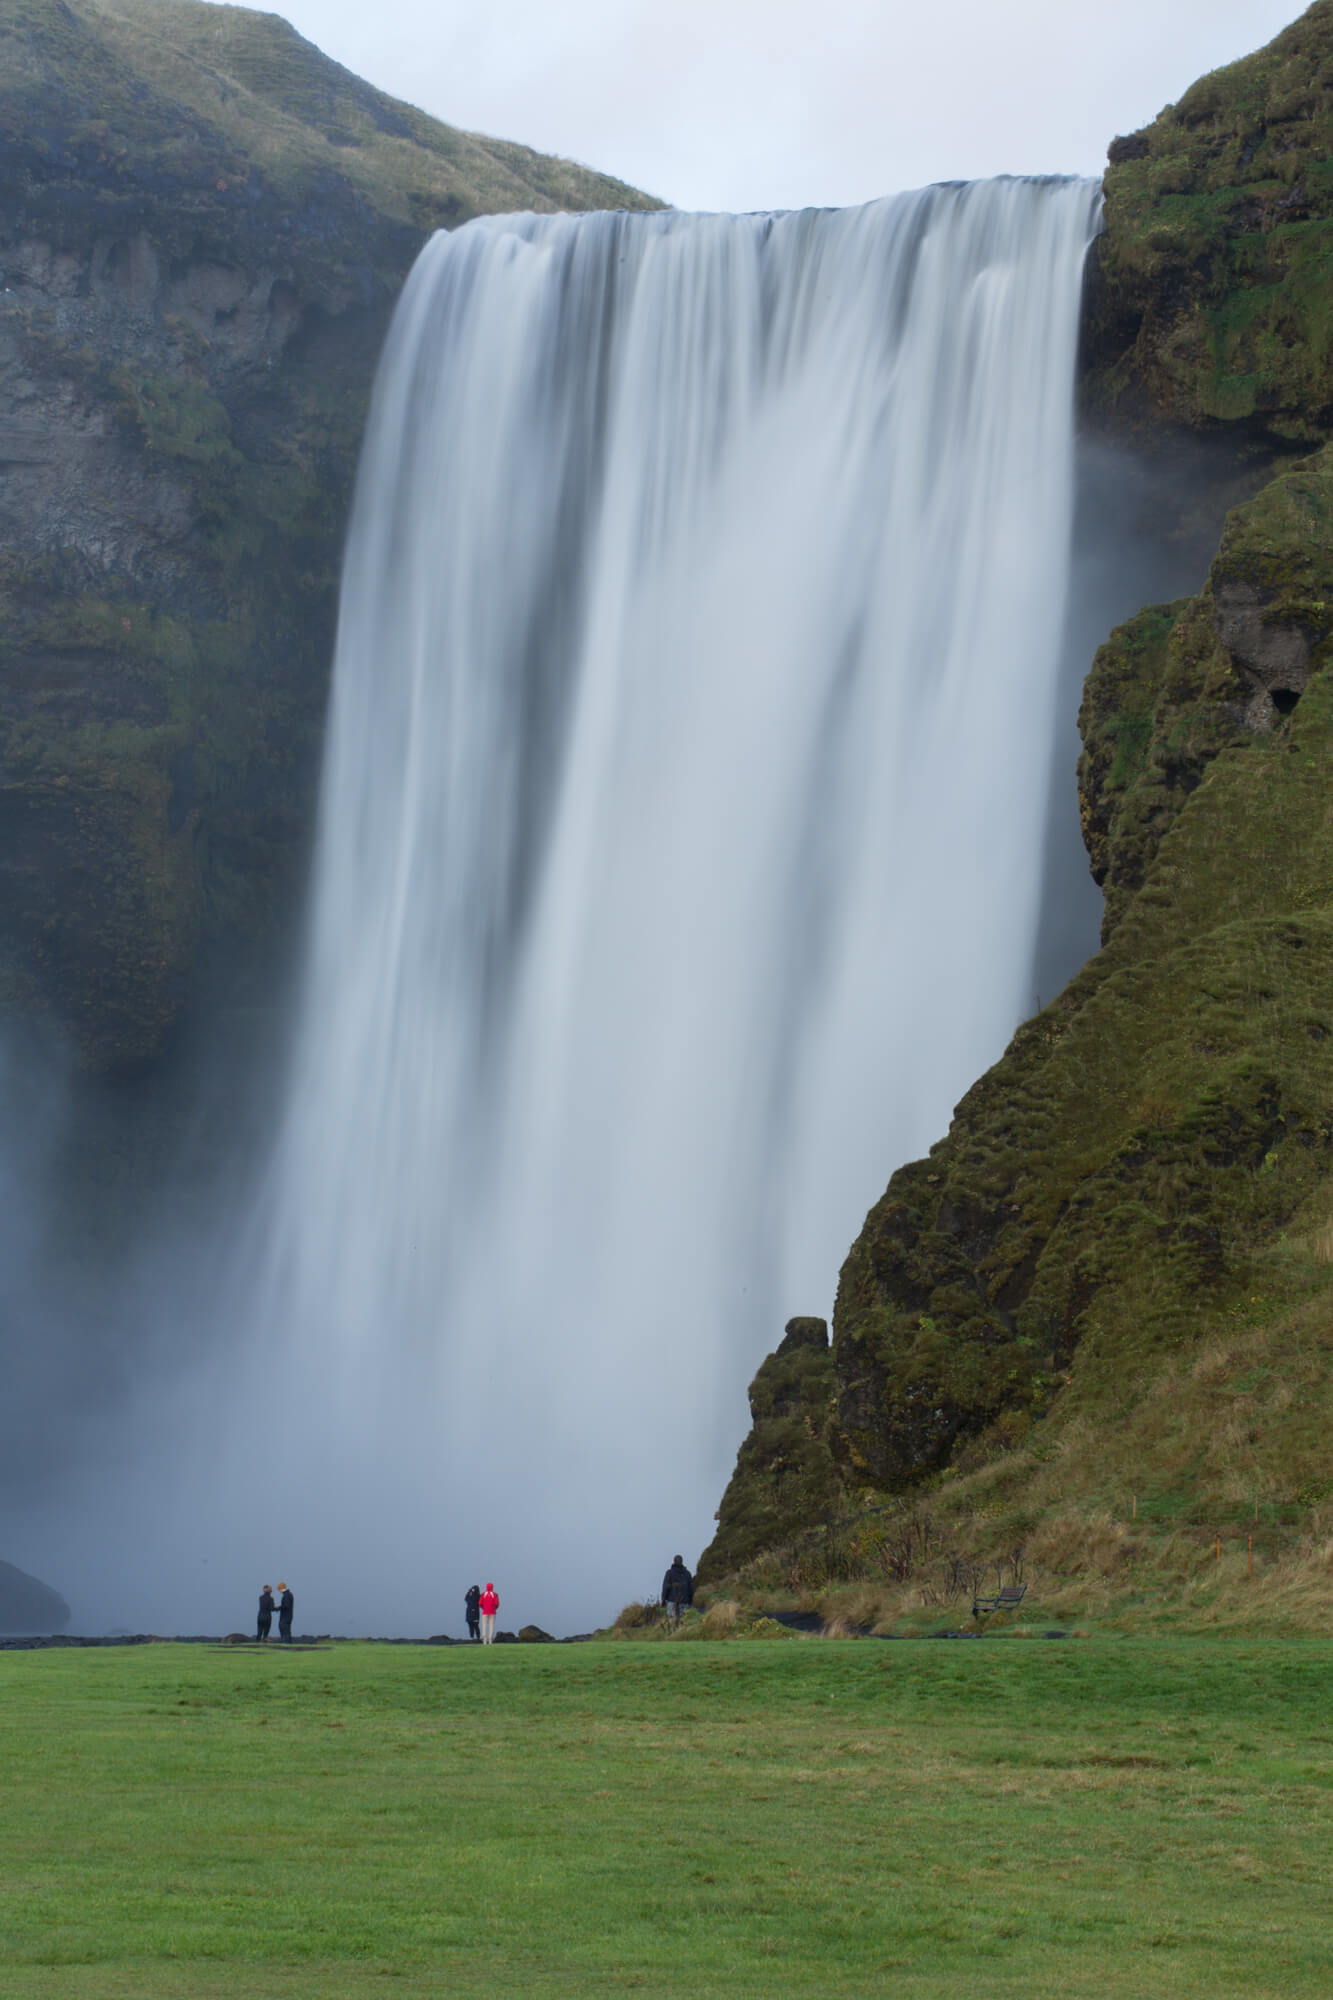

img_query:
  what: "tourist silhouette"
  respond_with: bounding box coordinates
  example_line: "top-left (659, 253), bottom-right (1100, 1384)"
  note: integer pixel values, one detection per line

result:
top-left (661, 1555), bottom-right (693, 1626)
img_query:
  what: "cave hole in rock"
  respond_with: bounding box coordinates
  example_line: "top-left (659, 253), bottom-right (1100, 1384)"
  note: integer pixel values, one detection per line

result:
top-left (1272, 687), bottom-right (1301, 716)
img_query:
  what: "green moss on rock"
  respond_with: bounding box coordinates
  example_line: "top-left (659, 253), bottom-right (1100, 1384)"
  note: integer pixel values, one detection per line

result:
top-left (700, 1318), bottom-right (840, 1582)
top-left (1086, 1), bottom-right (1333, 441)
top-left (1079, 442), bottom-right (1333, 945)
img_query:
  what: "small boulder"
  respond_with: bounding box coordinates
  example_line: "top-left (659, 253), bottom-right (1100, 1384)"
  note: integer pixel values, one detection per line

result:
top-left (427, 1634), bottom-right (455, 1645)
top-left (517, 1624), bottom-right (554, 1643)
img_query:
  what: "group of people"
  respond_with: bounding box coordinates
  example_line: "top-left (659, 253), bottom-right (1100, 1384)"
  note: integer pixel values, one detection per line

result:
top-left (249, 1557), bottom-right (692, 1647)
top-left (464, 1582), bottom-right (501, 1642)
top-left (256, 1583), bottom-right (295, 1643)
top-left (459, 1558), bottom-right (692, 1641)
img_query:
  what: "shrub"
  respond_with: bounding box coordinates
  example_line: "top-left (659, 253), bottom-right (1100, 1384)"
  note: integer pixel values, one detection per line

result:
top-left (738, 1617), bottom-right (796, 1641)
top-left (612, 1600), bottom-right (664, 1633)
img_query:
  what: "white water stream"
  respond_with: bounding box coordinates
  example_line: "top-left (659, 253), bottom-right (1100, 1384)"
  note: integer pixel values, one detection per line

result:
top-left (19, 180), bottom-right (1101, 1637)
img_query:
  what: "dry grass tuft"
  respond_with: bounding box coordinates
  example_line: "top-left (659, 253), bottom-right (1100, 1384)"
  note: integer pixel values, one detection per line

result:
top-left (612, 1600), bottom-right (659, 1633)
top-left (817, 1584), bottom-right (895, 1632)
top-left (1026, 1510), bottom-right (1132, 1579)
top-left (700, 1599), bottom-right (740, 1639)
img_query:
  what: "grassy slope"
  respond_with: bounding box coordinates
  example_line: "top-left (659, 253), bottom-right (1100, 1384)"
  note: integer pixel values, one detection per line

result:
top-left (705, 4), bottom-right (1333, 1608)
top-left (708, 456), bottom-right (1333, 1595)
top-left (4, 1639), bottom-right (1333, 1996)
top-left (8, 0), bottom-right (660, 260)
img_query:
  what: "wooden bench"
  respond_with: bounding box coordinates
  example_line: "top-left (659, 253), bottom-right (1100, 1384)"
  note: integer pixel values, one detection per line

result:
top-left (971, 1583), bottom-right (1027, 1623)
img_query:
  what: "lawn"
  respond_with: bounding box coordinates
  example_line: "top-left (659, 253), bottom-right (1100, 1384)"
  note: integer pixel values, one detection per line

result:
top-left (2, 1636), bottom-right (1330, 1997)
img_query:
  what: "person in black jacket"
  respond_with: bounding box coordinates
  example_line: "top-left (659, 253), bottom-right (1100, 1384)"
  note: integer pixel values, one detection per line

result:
top-left (661, 1555), bottom-right (694, 1626)
top-left (465, 1583), bottom-right (482, 1641)
top-left (277, 1583), bottom-right (294, 1643)
top-left (257, 1585), bottom-right (275, 1642)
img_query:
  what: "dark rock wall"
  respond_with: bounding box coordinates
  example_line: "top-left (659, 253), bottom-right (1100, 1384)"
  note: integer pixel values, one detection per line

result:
top-left (0, 226), bottom-right (359, 1067)
top-left (0, 0), bottom-right (658, 1072)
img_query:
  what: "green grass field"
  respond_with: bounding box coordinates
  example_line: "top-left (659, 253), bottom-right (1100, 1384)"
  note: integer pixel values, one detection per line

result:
top-left (2, 1637), bottom-right (1330, 1997)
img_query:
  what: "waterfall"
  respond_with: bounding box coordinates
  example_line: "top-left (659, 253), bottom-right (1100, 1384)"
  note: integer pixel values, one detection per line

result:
top-left (233, 179), bottom-right (1098, 1632)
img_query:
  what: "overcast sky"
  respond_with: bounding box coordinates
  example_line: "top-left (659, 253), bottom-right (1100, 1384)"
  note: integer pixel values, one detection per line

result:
top-left (233, 0), bottom-right (1307, 211)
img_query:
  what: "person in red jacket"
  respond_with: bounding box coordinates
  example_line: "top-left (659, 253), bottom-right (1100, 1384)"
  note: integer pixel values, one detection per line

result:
top-left (479, 1581), bottom-right (499, 1645)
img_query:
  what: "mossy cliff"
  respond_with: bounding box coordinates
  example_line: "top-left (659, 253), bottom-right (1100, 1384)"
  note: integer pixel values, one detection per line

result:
top-left (1083, 0), bottom-right (1333, 443)
top-left (705, 2), bottom-right (1333, 1586)
top-left (703, 1320), bottom-right (840, 1577)
top-left (0, 0), bottom-right (657, 1070)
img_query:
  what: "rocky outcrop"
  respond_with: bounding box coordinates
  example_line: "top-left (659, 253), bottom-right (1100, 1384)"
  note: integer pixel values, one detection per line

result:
top-left (1083, 0), bottom-right (1333, 444)
top-left (0, 0), bottom-right (658, 1069)
top-left (0, 1556), bottom-right (70, 1631)
top-left (702, 1318), bottom-right (839, 1580)
top-left (1079, 442), bottom-right (1333, 939)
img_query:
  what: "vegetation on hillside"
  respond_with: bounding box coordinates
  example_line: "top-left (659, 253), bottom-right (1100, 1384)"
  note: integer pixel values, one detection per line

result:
top-left (3, 0), bottom-right (658, 297)
top-left (706, 2), bottom-right (1333, 1598)
top-left (707, 441), bottom-right (1333, 1585)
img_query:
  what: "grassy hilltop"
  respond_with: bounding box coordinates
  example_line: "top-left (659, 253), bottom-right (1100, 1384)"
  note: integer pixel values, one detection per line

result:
top-left (705, 1), bottom-right (1333, 1626)
top-left (3, 0), bottom-right (655, 283)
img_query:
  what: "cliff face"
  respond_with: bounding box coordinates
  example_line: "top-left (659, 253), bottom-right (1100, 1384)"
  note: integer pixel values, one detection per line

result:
top-left (1082, 0), bottom-right (1333, 444)
top-left (704, 1), bottom-right (1333, 1583)
top-left (0, 0), bottom-right (658, 1070)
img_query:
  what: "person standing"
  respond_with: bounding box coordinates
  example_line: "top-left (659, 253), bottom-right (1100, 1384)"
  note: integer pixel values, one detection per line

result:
top-left (277, 1582), bottom-right (294, 1644)
top-left (661, 1555), bottom-right (694, 1627)
top-left (479, 1581), bottom-right (499, 1645)
top-left (465, 1583), bottom-right (482, 1641)
top-left (257, 1585), bottom-right (275, 1643)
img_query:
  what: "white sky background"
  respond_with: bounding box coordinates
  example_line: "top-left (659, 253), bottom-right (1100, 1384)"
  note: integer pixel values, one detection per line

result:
top-left (232, 0), bottom-right (1305, 211)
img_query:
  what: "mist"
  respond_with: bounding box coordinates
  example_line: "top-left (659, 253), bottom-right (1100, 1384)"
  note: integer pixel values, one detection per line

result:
top-left (3, 182), bottom-right (1107, 1640)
